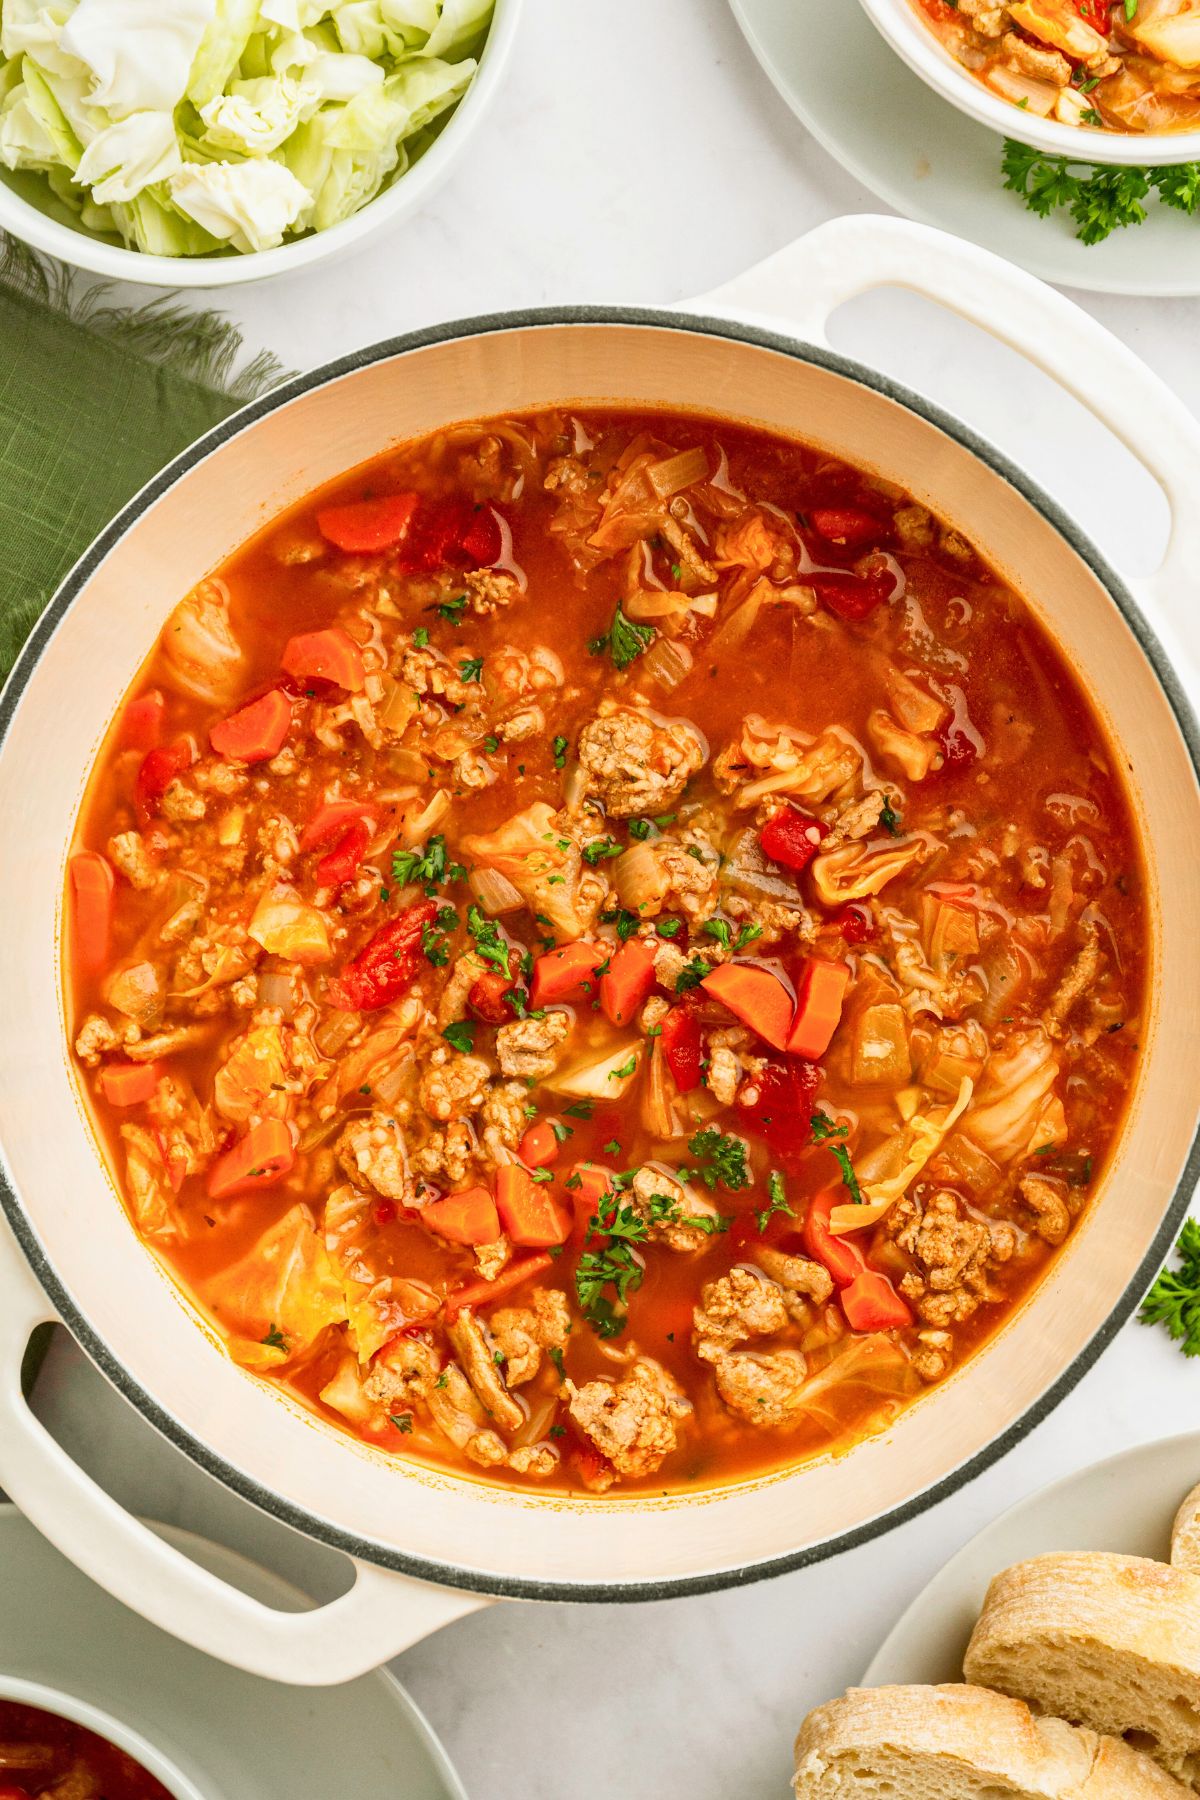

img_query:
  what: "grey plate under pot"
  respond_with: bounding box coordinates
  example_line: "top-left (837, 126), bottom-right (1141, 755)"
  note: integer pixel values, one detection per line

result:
top-left (0, 1505), bottom-right (465, 1800)
top-left (863, 1429), bottom-right (1200, 1686)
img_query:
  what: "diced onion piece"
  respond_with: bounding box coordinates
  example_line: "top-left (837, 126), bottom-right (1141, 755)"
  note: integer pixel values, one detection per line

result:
top-left (614, 840), bottom-right (668, 912)
top-left (378, 676), bottom-right (418, 735)
top-left (105, 960), bottom-right (164, 1027)
top-left (256, 969), bottom-right (297, 1018)
top-left (723, 828), bottom-right (804, 903)
top-left (399, 789), bottom-right (451, 846)
top-left (624, 591), bottom-right (690, 621)
top-left (851, 1002), bottom-right (911, 1087)
top-left (985, 66), bottom-right (1057, 115)
top-left (646, 446), bottom-right (708, 499)
top-left (641, 1043), bottom-right (682, 1138)
top-left (468, 865), bottom-right (526, 916)
top-left (710, 587), bottom-right (765, 653)
top-left (248, 884), bottom-right (331, 964)
top-left (639, 637), bottom-right (693, 691)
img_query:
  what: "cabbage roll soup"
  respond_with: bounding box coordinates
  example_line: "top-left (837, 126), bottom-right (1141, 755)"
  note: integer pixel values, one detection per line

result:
top-left (915, 0), bottom-right (1200, 133)
top-left (66, 407), bottom-right (1147, 1496)
top-left (0, 1700), bottom-right (172, 1799)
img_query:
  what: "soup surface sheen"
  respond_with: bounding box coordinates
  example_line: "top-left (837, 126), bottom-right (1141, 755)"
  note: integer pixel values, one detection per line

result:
top-left (0, 1700), bottom-right (172, 1798)
top-left (67, 407), bottom-right (1147, 1497)
top-left (915, 0), bottom-right (1200, 135)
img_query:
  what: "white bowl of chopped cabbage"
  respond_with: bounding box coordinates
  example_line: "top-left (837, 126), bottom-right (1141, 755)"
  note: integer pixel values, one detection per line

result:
top-left (0, 0), bottom-right (515, 285)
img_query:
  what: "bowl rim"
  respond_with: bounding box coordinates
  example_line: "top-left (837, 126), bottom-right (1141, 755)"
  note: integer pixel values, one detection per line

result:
top-left (4, 303), bottom-right (1199, 1604)
top-left (0, 0), bottom-right (522, 289)
top-left (0, 1672), bottom-right (207, 1799)
top-left (857, 0), bottom-right (1200, 165)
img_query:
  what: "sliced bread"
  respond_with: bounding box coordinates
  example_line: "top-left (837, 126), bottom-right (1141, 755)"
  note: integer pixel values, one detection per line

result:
top-left (964, 1553), bottom-right (1200, 1791)
top-left (1171, 1482), bottom-right (1200, 1574)
top-left (793, 1683), bottom-right (1190, 1798)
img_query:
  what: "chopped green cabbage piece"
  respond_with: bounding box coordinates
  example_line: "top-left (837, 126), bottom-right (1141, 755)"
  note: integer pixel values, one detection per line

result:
top-left (0, 0), bottom-right (494, 255)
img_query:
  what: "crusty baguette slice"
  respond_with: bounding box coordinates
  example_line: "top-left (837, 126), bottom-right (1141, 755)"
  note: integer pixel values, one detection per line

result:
top-left (964, 1553), bottom-right (1200, 1791)
top-left (793, 1683), bottom-right (1190, 1798)
top-left (1171, 1482), bottom-right (1200, 1574)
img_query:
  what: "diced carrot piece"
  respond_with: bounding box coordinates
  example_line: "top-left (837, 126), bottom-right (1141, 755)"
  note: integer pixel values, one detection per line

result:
top-left (700, 962), bottom-right (793, 1051)
top-left (315, 493), bottom-right (419, 554)
top-left (209, 689), bottom-right (292, 763)
top-left (299, 799), bottom-right (379, 851)
top-left (519, 1119), bottom-right (560, 1168)
top-left (565, 1164), bottom-right (614, 1246)
top-left (787, 959), bottom-right (850, 1060)
top-left (530, 940), bottom-right (607, 1007)
top-left (444, 1253), bottom-right (555, 1320)
top-left (422, 1186), bottom-right (501, 1246)
top-left (840, 1268), bottom-right (913, 1332)
top-left (281, 627), bottom-right (366, 693)
top-left (207, 1120), bottom-right (294, 1199)
top-left (802, 1188), bottom-right (868, 1290)
top-left (69, 850), bottom-right (115, 978)
top-left (599, 937), bottom-right (657, 1027)
top-left (97, 1061), bottom-right (161, 1107)
top-left (495, 1165), bottom-right (570, 1247)
top-left (118, 689), bottom-right (166, 751)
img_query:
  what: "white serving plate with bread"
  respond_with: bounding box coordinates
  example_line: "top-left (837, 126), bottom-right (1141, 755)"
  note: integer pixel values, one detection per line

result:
top-left (790, 1430), bottom-right (1200, 1796)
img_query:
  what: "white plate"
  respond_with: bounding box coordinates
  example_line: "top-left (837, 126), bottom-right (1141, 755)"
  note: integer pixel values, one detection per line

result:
top-left (0, 1505), bottom-right (466, 1800)
top-left (728, 0), bottom-right (1200, 297)
top-left (863, 1430), bottom-right (1200, 1686)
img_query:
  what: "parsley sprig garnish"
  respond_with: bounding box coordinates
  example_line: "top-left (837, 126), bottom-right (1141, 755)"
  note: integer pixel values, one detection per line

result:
top-left (588, 604), bottom-right (656, 670)
top-left (811, 1111), bottom-right (863, 1205)
top-left (755, 1169), bottom-right (794, 1234)
top-left (1141, 1219), bottom-right (1200, 1356)
top-left (1001, 139), bottom-right (1200, 246)
top-left (685, 1127), bottom-right (750, 1193)
top-left (575, 1195), bottom-right (656, 1338)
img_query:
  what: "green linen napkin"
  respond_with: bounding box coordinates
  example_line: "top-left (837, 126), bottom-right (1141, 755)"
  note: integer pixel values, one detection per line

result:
top-left (0, 235), bottom-right (292, 679)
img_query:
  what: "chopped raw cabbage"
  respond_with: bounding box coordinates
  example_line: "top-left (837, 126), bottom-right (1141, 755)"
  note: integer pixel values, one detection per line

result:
top-left (0, 0), bottom-right (493, 256)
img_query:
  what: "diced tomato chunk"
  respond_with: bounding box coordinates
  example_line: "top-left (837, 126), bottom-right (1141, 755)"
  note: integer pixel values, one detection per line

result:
top-left (299, 800), bottom-right (378, 852)
top-left (530, 941), bottom-right (607, 1007)
top-left (599, 938), bottom-right (657, 1027)
top-left (315, 492), bottom-right (419, 553)
top-left (518, 1119), bottom-right (560, 1168)
top-left (786, 959), bottom-right (850, 1060)
top-left (315, 820), bottom-right (371, 886)
top-left (468, 962), bottom-right (521, 1024)
top-left (810, 570), bottom-right (894, 622)
top-left (841, 1268), bottom-right (913, 1332)
top-left (134, 739), bottom-right (192, 820)
top-left (835, 905), bottom-right (874, 945)
top-left (759, 806), bottom-right (825, 874)
top-left (802, 1188), bottom-right (868, 1289)
top-left (809, 506), bottom-right (889, 551)
top-left (396, 497), bottom-right (504, 572)
top-left (736, 1056), bottom-right (819, 1163)
top-left (659, 1004), bottom-right (703, 1094)
top-left (328, 901), bottom-right (437, 1011)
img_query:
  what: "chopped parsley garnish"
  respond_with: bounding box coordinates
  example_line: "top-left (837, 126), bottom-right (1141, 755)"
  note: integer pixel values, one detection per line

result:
top-left (609, 1054), bottom-right (638, 1081)
top-left (1141, 1219), bottom-right (1200, 1356)
top-left (628, 818), bottom-right (652, 841)
top-left (1000, 138), bottom-right (1200, 246)
top-left (879, 795), bottom-right (902, 835)
top-left (563, 1100), bottom-right (594, 1120)
top-left (431, 593), bottom-right (468, 625)
top-left (575, 1195), bottom-right (654, 1338)
top-left (458, 656), bottom-right (483, 682)
top-left (412, 627), bottom-right (430, 648)
top-left (553, 735), bottom-right (569, 769)
top-left (442, 1020), bottom-right (476, 1053)
top-left (531, 1168), bottom-right (554, 1184)
top-left (590, 603), bottom-right (656, 670)
top-left (755, 1169), bottom-right (794, 1234)
top-left (602, 1138), bottom-right (622, 1155)
top-left (466, 902), bottom-right (511, 974)
top-left (657, 917), bottom-right (683, 939)
top-left (675, 956), bottom-right (709, 993)
top-left (686, 1127), bottom-right (750, 1193)
top-left (389, 1413), bottom-right (414, 1434)
top-left (701, 918), bottom-right (731, 950)
top-left (811, 1112), bottom-right (863, 1204)
top-left (548, 1346), bottom-right (566, 1380)
top-left (483, 734), bottom-right (500, 754)
top-left (260, 1324), bottom-right (287, 1351)
top-left (582, 838), bottom-right (623, 866)
top-left (392, 834), bottom-right (447, 890)
top-left (734, 923), bottom-right (763, 952)
top-left (600, 906), bottom-right (641, 942)
top-left (421, 906), bottom-right (457, 968)
top-left (551, 1121), bottom-right (574, 1143)
top-left (435, 1372), bottom-right (449, 1389)
top-left (548, 1424), bottom-right (566, 1439)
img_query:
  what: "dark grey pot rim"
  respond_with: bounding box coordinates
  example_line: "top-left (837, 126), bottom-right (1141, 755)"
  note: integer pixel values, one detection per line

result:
top-left (2, 304), bottom-right (1196, 1606)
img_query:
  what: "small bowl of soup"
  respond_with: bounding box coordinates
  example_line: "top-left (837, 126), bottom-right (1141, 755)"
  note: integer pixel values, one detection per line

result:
top-left (0, 1679), bottom-right (205, 1800)
top-left (858, 0), bottom-right (1200, 163)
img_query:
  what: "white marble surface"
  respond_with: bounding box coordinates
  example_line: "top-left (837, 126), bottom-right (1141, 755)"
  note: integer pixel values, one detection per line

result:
top-left (21, 0), bottom-right (1200, 1795)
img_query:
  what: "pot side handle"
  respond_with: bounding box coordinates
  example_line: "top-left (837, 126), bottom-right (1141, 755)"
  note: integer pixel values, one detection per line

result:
top-left (688, 215), bottom-right (1200, 678)
top-left (0, 1220), bottom-right (489, 1686)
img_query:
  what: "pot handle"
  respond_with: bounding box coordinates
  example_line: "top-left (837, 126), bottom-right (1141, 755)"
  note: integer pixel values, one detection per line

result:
top-left (689, 214), bottom-right (1200, 673)
top-left (0, 1221), bottom-right (490, 1686)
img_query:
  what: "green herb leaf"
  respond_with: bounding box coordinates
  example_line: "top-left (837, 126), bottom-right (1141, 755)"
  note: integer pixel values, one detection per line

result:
top-left (686, 1127), bottom-right (750, 1193)
top-left (392, 834), bottom-right (447, 890)
top-left (1142, 1219), bottom-right (1200, 1356)
top-left (442, 1020), bottom-right (476, 1053)
top-left (458, 656), bottom-right (483, 682)
top-left (553, 734), bottom-right (569, 769)
top-left (755, 1169), bottom-right (795, 1234)
top-left (582, 838), bottom-right (623, 866)
top-left (389, 1413), bottom-right (414, 1434)
top-left (605, 604), bottom-right (656, 670)
top-left (261, 1324), bottom-right (287, 1351)
top-left (412, 627), bottom-right (430, 648)
top-left (466, 903), bottom-right (511, 975)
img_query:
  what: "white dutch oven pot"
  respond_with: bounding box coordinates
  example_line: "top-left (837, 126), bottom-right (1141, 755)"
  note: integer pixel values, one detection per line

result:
top-left (1, 217), bottom-right (1199, 1687)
